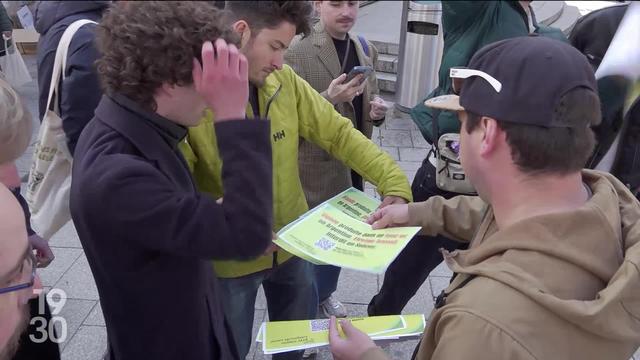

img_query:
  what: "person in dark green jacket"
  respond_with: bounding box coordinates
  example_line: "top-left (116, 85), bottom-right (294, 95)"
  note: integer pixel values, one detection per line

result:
top-left (368, 0), bottom-right (567, 317)
top-left (0, 3), bottom-right (13, 58)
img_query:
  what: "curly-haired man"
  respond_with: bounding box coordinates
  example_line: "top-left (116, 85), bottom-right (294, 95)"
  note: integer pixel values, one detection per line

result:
top-left (69, 2), bottom-right (274, 359)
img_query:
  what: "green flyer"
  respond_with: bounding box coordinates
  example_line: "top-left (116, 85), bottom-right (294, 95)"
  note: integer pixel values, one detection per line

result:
top-left (261, 315), bottom-right (405, 354)
top-left (275, 203), bottom-right (420, 274)
top-left (257, 314), bottom-right (426, 354)
top-left (323, 187), bottom-right (381, 221)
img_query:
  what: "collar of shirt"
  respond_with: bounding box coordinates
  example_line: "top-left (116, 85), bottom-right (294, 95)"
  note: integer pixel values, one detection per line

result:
top-left (110, 93), bottom-right (187, 149)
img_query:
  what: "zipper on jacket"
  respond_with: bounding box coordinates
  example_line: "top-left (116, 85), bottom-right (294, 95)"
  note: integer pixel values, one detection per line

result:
top-left (264, 84), bottom-right (283, 118)
top-left (265, 83), bottom-right (282, 270)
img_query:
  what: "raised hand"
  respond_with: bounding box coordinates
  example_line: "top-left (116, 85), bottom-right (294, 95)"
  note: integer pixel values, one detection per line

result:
top-left (193, 39), bottom-right (249, 121)
top-left (326, 73), bottom-right (366, 105)
top-left (369, 96), bottom-right (388, 120)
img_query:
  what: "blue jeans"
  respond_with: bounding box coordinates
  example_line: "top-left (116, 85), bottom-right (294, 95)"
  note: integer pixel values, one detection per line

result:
top-left (314, 265), bottom-right (341, 303)
top-left (219, 257), bottom-right (317, 360)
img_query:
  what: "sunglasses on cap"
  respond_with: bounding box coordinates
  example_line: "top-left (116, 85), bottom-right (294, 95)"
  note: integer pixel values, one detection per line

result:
top-left (450, 67), bottom-right (503, 95)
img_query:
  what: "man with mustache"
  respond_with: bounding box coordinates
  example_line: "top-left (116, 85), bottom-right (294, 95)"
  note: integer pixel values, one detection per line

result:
top-left (284, 0), bottom-right (388, 320)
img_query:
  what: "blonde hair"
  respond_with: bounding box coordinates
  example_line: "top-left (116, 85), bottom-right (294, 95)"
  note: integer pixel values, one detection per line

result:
top-left (0, 77), bottom-right (33, 164)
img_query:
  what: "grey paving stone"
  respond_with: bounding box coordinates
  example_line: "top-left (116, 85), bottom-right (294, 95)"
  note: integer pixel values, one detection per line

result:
top-left (380, 146), bottom-right (399, 161)
top-left (256, 285), bottom-right (267, 310)
top-left (399, 147), bottom-right (428, 163)
top-left (411, 130), bottom-right (431, 149)
top-left (384, 116), bottom-right (416, 131)
top-left (429, 276), bottom-right (451, 299)
top-left (431, 261), bottom-right (453, 278)
top-left (49, 221), bottom-right (83, 249)
top-left (54, 255), bottom-right (100, 301)
top-left (352, 1), bottom-right (403, 47)
top-left (248, 309), bottom-right (267, 360)
top-left (61, 325), bottom-right (107, 360)
top-left (397, 161), bottom-right (422, 173)
top-left (379, 129), bottom-right (413, 147)
top-left (83, 302), bottom-right (105, 327)
top-left (38, 247), bottom-right (83, 287)
top-left (402, 275), bottom-right (435, 318)
top-left (387, 338), bottom-right (421, 358)
top-left (635, 347), bottom-right (640, 360)
top-left (51, 299), bottom-right (96, 351)
top-left (405, 170), bottom-right (417, 184)
top-left (334, 269), bottom-right (379, 305)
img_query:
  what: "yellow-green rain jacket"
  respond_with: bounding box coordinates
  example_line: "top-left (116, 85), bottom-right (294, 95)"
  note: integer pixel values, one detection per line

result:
top-left (180, 64), bottom-right (412, 278)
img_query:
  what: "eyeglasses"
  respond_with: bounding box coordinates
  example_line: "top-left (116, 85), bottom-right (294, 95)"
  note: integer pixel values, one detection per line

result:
top-left (0, 247), bottom-right (37, 295)
top-left (450, 67), bottom-right (503, 95)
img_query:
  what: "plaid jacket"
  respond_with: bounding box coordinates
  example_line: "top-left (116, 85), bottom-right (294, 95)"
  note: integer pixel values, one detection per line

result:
top-left (285, 21), bottom-right (383, 208)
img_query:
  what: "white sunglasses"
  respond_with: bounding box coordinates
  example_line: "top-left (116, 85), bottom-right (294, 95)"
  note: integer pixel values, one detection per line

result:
top-left (450, 67), bottom-right (503, 94)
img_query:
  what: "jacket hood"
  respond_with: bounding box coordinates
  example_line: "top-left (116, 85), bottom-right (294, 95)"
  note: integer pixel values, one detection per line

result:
top-left (34, 1), bottom-right (109, 35)
top-left (445, 170), bottom-right (640, 343)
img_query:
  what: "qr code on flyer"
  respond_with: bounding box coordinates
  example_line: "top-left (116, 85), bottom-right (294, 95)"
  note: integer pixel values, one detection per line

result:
top-left (314, 237), bottom-right (335, 251)
top-left (310, 319), bottom-right (330, 332)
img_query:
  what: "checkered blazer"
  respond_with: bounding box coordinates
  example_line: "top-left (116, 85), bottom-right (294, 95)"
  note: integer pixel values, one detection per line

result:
top-left (285, 21), bottom-right (382, 208)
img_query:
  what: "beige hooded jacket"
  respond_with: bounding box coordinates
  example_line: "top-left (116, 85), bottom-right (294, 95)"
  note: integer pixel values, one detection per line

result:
top-left (362, 170), bottom-right (640, 360)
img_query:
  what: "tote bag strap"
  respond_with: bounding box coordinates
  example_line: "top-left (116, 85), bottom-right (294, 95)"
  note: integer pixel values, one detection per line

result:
top-left (44, 19), bottom-right (98, 116)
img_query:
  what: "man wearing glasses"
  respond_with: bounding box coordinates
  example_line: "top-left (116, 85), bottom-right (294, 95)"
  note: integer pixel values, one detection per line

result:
top-left (0, 185), bottom-right (42, 360)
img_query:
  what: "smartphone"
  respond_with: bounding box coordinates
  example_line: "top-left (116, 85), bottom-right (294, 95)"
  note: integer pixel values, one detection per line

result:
top-left (345, 66), bottom-right (373, 85)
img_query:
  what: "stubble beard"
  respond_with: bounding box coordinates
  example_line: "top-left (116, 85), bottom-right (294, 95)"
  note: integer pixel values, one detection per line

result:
top-left (0, 305), bottom-right (30, 360)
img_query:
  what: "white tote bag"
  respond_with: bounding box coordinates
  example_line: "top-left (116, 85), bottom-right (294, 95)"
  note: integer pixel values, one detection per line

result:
top-left (26, 20), bottom-right (97, 239)
top-left (0, 35), bottom-right (32, 88)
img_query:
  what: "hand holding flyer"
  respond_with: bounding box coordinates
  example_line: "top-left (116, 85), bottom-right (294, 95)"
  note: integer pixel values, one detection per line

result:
top-left (273, 188), bottom-right (420, 274)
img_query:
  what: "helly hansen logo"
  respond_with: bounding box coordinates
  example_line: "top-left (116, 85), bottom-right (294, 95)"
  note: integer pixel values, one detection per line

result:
top-left (273, 130), bottom-right (286, 142)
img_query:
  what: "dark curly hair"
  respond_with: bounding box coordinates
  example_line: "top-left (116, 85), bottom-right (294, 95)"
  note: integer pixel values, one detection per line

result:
top-left (225, 1), bottom-right (313, 37)
top-left (96, 1), bottom-right (240, 111)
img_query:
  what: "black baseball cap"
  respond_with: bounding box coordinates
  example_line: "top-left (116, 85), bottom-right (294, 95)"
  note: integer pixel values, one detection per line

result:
top-left (424, 35), bottom-right (598, 128)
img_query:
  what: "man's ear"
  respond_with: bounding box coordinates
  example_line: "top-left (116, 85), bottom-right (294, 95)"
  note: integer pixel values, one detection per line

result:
top-left (232, 20), bottom-right (251, 48)
top-left (155, 83), bottom-right (175, 99)
top-left (480, 116), bottom-right (500, 156)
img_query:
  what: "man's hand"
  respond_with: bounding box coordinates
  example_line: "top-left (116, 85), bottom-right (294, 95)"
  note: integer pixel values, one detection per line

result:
top-left (367, 204), bottom-right (410, 229)
top-left (378, 195), bottom-right (407, 209)
top-left (29, 234), bottom-right (55, 268)
top-left (2, 31), bottom-right (11, 41)
top-left (326, 73), bottom-right (366, 105)
top-left (329, 316), bottom-right (378, 360)
top-left (369, 96), bottom-right (388, 121)
top-left (193, 39), bottom-right (248, 121)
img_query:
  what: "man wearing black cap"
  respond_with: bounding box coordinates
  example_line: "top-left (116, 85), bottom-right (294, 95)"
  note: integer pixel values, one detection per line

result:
top-left (328, 35), bottom-right (640, 360)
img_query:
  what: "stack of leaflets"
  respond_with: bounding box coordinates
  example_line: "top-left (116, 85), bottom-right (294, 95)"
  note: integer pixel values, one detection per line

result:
top-left (256, 314), bottom-right (426, 355)
top-left (274, 188), bottom-right (421, 274)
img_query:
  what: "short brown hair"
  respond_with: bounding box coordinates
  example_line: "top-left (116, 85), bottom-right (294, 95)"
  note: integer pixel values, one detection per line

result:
top-left (96, 1), bottom-right (239, 111)
top-left (225, 1), bottom-right (313, 37)
top-left (464, 87), bottom-right (600, 175)
top-left (0, 78), bottom-right (32, 164)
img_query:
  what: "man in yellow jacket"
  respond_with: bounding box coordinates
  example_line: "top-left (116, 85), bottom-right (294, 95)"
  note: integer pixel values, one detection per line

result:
top-left (180, 2), bottom-right (412, 359)
top-left (329, 37), bottom-right (640, 360)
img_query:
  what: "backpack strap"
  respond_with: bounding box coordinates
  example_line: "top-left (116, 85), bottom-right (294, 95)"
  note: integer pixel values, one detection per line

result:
top-left (45, 19), bottom-right (98, 115)
top-left (357, 35), bottom-right (370, 57)
top-left (434, 273), bottom-right (477, 309)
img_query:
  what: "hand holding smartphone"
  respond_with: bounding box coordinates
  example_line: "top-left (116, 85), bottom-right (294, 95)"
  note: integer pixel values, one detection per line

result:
top-left (345, 66), bottom-right (373, 85)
